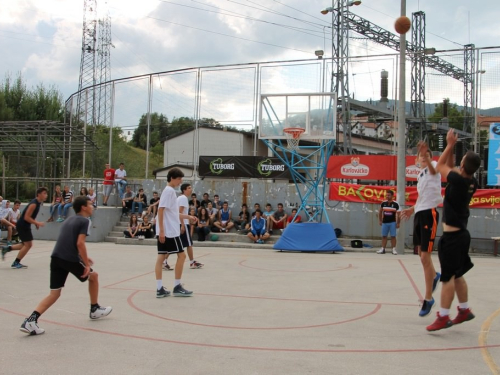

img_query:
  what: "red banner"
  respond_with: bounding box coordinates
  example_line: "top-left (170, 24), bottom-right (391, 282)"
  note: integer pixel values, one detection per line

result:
top-left (329, 182), bottom-right (500, 208)
top-left (327, 155), bottom-right (442, 181)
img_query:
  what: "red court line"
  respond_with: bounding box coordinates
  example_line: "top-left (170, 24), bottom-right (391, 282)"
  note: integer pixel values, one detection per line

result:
top-left (102, 252), bottom-right (211, 289)
top-left (398, 259), bottom-right (423, 301)
top-left (1, 306), bottom-right (499, 353)
top-left (106, 286), bottom-right (417, 307)
top-left (127, 290), bottom-right (382, 330)
top-left (239, 260), bottom-right (353, 272)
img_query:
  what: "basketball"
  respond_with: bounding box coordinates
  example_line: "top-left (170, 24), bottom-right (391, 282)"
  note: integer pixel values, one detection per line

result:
top-left (210, 234), bottom-right (219, 241)
top-left (394, 16), bottom-right (411, 34)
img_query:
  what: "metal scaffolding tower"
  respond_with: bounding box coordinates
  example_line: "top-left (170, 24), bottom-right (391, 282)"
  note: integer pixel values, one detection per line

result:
top-left (410, 11), bottom-right (426, 120)
top-left (96, 11), bottom-right (113, 127)
top-left (77, 0), bottom-right (98, 126)
top-left (463, 44), bottom-right (475, 135)
top-left (330, 1), bottom-right (352, 154)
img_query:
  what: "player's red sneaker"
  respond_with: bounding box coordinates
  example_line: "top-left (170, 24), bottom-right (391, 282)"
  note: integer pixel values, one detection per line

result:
top-left (451, 307), bottom-right (475, 325)
top-left (426, 312), bottom-right (453, 332)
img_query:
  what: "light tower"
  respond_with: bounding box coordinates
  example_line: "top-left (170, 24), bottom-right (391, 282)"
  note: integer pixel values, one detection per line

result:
top-left (96, 10), bottom-right (113, 127)
top-left (77, 0), bottom-right (98, 126)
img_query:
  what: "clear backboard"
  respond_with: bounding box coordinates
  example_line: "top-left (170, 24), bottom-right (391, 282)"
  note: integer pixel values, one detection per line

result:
top-left (259, 93), bottom-right (337, 140)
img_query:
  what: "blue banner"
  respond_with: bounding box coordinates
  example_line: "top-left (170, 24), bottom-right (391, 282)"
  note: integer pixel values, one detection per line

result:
top-left (487, 123), bottom-right (500, 186)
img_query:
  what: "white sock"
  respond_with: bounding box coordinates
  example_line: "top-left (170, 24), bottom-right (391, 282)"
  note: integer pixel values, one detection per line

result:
top-left (174, 279), bottom-right (181, 287)
top-left (156, 280), bottom-right (163, 290)
top-left (190, 260), bottom-right (195, 265)
top-left (439, 308), bottom-right (450, 317)
top-left (459, 302), bottom-right (469, 310)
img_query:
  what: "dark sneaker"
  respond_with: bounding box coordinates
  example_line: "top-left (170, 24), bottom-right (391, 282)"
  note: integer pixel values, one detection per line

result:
top-left (20, 319), bottom-right (45, 335)
top-left (156, 287), bottom-right (171, 298)
top-left (451, 307), bottom-right (475, 325)
top-left (162, 263), bottom-right (173, 271)
top-left (269, 230), bottom-right (273, 235)
top-left (11, 261), bottom-right (27, 269)
top-left (419, 298), bottom-right (435, 317)
top-left (1, 246), bottom-right (9, 261)
top-left (426, 312), bottom-right (453, 332)
top-left (90, 306), bottom-right (113, 319)
top-left (190, 261), bottom-right (204, 269)
top-left (432, 272), bottom-right (441, 293)
top-left (173, 284), bottom-right (193, 297)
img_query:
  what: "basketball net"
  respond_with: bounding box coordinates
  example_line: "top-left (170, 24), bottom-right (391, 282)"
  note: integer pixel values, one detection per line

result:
top-left (283, 127), bottom-right (305, 150)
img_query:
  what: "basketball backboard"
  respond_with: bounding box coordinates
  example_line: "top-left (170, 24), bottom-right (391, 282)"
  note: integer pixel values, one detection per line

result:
top-left (259, 93), bottom-right (337, 140)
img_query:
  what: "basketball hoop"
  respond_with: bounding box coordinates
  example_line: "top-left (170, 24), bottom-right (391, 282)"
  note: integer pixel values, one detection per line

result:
top-left (283, 127), bottom-right (305, 150)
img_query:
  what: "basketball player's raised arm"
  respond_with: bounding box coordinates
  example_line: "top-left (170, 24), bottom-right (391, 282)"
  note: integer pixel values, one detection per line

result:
top-left (436, 129), bottom-right (458, 179)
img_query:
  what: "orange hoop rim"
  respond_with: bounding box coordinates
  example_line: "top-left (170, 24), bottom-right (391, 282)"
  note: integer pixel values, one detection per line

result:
top-left (283, 127), bottom-right (305, 139)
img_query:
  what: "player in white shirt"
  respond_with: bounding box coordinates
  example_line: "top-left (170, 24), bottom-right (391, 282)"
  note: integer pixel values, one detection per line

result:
top-left (401, 141), bottom-right (442, 317)
top-left (155, 168), bottom-right (198, 298)
top-left (114, 163), bottom-right (127, 199)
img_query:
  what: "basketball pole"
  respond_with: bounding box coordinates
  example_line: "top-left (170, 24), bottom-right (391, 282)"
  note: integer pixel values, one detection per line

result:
top-left (396, 0), bottom-right (407, 255)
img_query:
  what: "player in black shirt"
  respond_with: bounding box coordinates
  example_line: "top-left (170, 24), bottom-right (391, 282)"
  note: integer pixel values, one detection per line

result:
top-left (426, 129), bottom-right (480, 332)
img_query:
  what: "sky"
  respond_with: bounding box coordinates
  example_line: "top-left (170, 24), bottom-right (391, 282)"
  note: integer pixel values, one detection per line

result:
top-left (1, 0), bottom-right (499, 128)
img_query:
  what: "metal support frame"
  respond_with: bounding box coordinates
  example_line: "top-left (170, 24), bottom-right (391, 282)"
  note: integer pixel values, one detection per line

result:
top-left (410, 12), bottom-right (426, 120)
top-left (330, 0), bottom-right (352, 154)
top-left (77, 0), bottom-right (98, 126)
top-left (463, 44), bottom-right (475, 135)
top-left (96, 12), bottom-right (112, 127)
top-left (263, 139), bottom-right (336, 224)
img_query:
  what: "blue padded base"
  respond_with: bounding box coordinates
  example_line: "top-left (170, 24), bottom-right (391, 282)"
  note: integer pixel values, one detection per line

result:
top-left (273, 223), bottom-right (344, 252)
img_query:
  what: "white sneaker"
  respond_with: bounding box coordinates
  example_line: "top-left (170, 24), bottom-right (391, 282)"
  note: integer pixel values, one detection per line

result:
top-left (138, 235), bottom-right (144, 240)
top-left (90, 306), bottom-right (113, 319)
top-left (376, 248), bottom-right (385, 254)
top-left (20, 319), bottom-right (45, 335)
top-left (392, 249), bottom-right (398, 255)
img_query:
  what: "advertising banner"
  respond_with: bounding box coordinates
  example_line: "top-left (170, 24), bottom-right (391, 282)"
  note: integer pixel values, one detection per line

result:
top-left (487, 123), bottom-right (500, 186)
top-left (326, 155), bottom-right (441, 181)
top-left (199, 156), bottom-right (291, 179)
top-left (329, 182), bottom-right (500, 208)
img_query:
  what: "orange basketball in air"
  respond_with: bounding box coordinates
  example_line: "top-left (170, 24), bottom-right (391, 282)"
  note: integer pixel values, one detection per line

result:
top-left (394, 16), bottom-right (411, 34)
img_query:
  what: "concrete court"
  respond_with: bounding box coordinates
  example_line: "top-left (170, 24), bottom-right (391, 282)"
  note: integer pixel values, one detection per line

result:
top-left (1, 241), bottom-right (499, 375)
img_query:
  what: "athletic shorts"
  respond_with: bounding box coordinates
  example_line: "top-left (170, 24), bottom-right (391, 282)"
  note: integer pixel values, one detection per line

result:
top-left (157, 236), bottom-right (184, 255)
top-left (50, 257), bottom-right (91, 290)
top-left (17, 226), bottom-right (33, 243)
top-left (413, 208), bottom-right (439, 253)
top-left (251, 229), bottom-right (266, 236)
top-left (180, 224), bottom-right (193, 248)
top-left (381, 222), bottom-right (397, 237)
top-left (103, 184), bottom-right (113, 197)
top-left (437, 230), bottom-right (474, 283)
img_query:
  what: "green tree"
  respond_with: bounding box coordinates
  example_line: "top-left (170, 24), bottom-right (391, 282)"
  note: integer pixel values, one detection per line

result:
top-left (427, 99), bottom-right (464, 130)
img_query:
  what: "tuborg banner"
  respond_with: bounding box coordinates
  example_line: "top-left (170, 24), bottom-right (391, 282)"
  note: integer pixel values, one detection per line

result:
top-left (198, 156), bottom-right (291, 179)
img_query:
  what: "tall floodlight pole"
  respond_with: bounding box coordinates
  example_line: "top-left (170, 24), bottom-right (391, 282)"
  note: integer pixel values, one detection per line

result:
top-left (396, 0), bottom-right (407, 254)
top-left (77, 0), bottom-right (98, 127)
top-left (321, 0), bottom-right (360, 155)
top-left (97, 9), bottom-right (113, 127)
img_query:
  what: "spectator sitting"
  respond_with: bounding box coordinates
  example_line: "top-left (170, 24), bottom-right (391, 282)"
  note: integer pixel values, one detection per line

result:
top-left (57, 185), bottom-right (74, 222)
top-left (114, 162), bottom-right (128, 199)
top-left (262, 203), bottom-right (275, 232)
top-left (234, 203), bottom-right (250, 231)
top-left (121, 186), bottom-right (135, 217)
top-left (124, 214), bottom-right (139, 238)
top-left (87, 187), bottom-right (97, 208)
top-left (146, 191), bottom-right (160, 218)
top-left (201, 193), bottom-right (212, 208)
top-left (79, 187), bottom-right (88, 197)
top-left (213, 194), bottom-right (223, 210)
top-left (7, 200), bottom-right (21, 244)
top-left (213, 201), bottom-right (234, 232)
top-left (189, 193), bottom-right (201, 213)
top-left (206, 202), bottom-right (218, 226)
top-left (247, 209), bottom-right (270, 244)
top-left (251, 203), bottom-right (261, 218)
top-left (137, 215), bottom-right (153, 239)
top-left (287, 208), bottom-right (302, 224)
top-left (189, 207), bottom-right (197, 238)
top-left (0, 200), bottom-right (16, 244)
top-left (195, 207), bottom-right (211, 241)
top-left (131, 188), bottom-right (147, 218)
top-left (47, 185), bottom-right (62, 222)
top-left (268, 203), bottom-right (288, 234)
